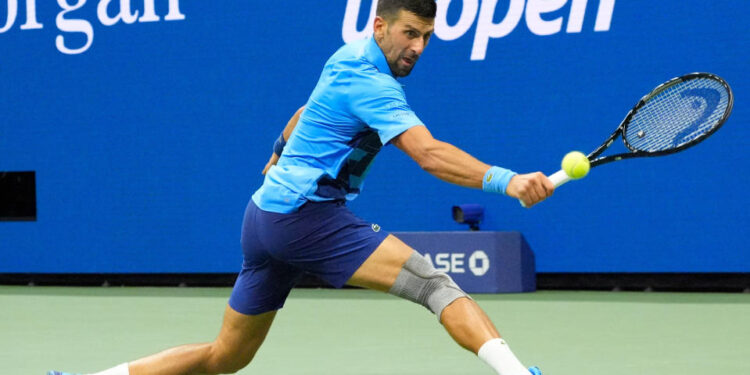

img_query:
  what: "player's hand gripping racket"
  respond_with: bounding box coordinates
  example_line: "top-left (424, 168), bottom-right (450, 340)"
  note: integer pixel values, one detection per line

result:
top-left (521, 72), bottom-right (733, 207)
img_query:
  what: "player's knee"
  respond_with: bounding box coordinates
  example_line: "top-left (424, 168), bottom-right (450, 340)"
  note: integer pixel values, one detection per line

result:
top-left (388, 250), bottom-right (470, 321)
top-left (206, 342), bottom-right (255, 374)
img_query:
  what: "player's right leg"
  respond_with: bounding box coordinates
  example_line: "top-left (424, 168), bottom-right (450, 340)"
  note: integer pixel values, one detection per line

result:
top-left (49, 200), bottom-right (302, 375)
top-left (48, 304), bottom-right (279, 375)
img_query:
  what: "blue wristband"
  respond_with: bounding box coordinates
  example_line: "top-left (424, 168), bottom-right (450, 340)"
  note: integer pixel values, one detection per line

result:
top-left (273, 133), bottom-right (286, 157)
top-left (482, 166), bottom-right (517, 195)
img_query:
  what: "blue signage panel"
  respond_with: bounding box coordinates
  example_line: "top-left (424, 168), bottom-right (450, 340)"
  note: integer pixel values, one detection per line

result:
top-left (1, 1), bottom-right (748, 273)
top-left (395, 231), bottom-right (536, 293)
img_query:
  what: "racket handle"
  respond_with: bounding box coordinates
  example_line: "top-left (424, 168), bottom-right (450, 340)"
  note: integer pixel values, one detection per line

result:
top-left (519, 170), bottom-right (571, 208)
top-left (548, 169), bottom-right (571, 187)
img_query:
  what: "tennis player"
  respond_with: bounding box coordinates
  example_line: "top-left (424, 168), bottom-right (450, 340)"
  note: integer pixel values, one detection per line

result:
top-left (49, 1), bottom-right (552, 374)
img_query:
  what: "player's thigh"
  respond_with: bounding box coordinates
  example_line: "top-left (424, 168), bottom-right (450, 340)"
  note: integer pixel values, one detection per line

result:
top-left (346, 234), bottom-right (414, 291)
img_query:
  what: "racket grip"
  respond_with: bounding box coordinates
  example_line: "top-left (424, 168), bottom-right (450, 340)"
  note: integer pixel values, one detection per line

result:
top-left (519, 170), bottom-right (571, 208)
top-left (548, 169), bottom-right (571, 187)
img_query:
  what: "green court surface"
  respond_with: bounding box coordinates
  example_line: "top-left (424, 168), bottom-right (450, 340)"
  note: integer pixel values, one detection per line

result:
top-left (1, 287), bottom-right (748, 374)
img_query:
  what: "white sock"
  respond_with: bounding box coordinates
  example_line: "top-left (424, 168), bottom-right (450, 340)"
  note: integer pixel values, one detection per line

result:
top-left (477, 338), bottom-right (530, 375)
top-left (89, 363), bottom-right (129, 375)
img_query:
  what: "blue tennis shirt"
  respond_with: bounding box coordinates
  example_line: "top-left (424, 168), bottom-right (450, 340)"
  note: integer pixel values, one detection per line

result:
top-left (252, 37), bottom-right (423, 213)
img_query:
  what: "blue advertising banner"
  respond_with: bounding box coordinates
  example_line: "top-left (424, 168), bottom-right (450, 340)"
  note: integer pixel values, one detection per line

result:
top-left (1, 1), bottom-right (748, 273)
top-left (396, 231), bottom-right (536, 293)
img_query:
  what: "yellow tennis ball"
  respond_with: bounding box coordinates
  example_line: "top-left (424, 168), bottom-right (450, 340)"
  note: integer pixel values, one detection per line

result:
top-left (561, 151), bottom-right (590, 179)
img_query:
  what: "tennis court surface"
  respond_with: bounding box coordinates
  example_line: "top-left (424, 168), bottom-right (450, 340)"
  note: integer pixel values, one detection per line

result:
top-left (2, 287), bottom-right (747, 374)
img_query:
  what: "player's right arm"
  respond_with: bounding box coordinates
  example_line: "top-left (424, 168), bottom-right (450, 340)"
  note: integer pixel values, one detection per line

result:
top-left (391, 125), bottom-right (553, 207)
top-left (262, 106), bottom-right (305, 175)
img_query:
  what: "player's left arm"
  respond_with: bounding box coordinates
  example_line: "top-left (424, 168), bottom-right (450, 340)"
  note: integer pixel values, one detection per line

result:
top-left (392, 125), bottom-right (554, 207)
top-left (262, 106), bottom-right (304, 175)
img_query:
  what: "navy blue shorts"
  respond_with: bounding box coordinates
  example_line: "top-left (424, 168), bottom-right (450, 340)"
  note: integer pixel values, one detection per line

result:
top-left (228, 200), bottom-right (389, 315)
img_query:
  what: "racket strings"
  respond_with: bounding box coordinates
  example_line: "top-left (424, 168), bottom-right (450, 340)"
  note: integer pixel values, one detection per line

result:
top-left (625, 78), bottom-right (730, 152)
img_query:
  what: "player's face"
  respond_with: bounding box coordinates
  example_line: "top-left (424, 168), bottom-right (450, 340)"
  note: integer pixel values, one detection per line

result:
top-left (374, 10), bottom-right (434, 77)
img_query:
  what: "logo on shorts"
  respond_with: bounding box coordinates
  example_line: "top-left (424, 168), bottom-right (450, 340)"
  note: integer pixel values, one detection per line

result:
top-left (371, 223), bottom-right (381, 232)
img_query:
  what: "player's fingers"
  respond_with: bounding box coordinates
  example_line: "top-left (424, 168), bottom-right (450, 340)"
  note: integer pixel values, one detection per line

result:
top-left (514, 178), bottom-right (533, 207)
top-left (521, 193), bottom-right (534, 208)
top-left (522, 173), bottom-right (545, 204)
top-left (262, 154), bottom-right (280, 175)
top-left (531, 173), bottom-right (549, 202)
top-left (533, 186), bottom-right (546, 203)
top-left (524, 179), bottom-right (541, 204)
top-left (540, 173), bottom-right (555, 196)
top-left (518, 173), bottom-right (554, 208)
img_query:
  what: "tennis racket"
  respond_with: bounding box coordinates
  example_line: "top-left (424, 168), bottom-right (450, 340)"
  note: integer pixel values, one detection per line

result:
top-left (523, 72), bottom-right (734, 206)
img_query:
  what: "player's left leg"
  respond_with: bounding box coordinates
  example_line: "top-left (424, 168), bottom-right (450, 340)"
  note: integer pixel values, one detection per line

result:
top-left (347, 234), bottom-right (539, 375)
top-left (347, 234), bottom-right (499, 350)
top-left (126, 305), bottom-right (277, 375)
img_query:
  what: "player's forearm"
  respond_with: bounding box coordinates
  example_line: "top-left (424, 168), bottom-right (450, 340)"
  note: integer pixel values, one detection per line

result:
top-left (393, 126), bottom-right (517, 194)
top-left (421, 141), bottom-right (554, 206)
top-left (282, 106), bottom-right (305, 141)
top-left (263, 106), bottom-right (305, 175)
top-left (418, 140), bottom-right (490, 189)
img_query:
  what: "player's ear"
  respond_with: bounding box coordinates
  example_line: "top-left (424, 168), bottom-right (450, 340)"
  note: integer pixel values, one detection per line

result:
top-left (373, 16), bottom-right (387, 42)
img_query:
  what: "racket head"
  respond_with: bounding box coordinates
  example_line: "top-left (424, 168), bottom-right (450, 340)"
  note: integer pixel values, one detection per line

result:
top-left (621, 73), bottom-right (733, 155)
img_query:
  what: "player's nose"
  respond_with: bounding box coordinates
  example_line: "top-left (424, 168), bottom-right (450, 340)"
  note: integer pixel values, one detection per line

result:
top-left (410, 38), bottom-right (426, 55)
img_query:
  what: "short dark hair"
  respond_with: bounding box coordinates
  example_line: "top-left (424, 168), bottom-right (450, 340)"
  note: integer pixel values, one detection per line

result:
top-left (376, 0), bottom-right (437, 21)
